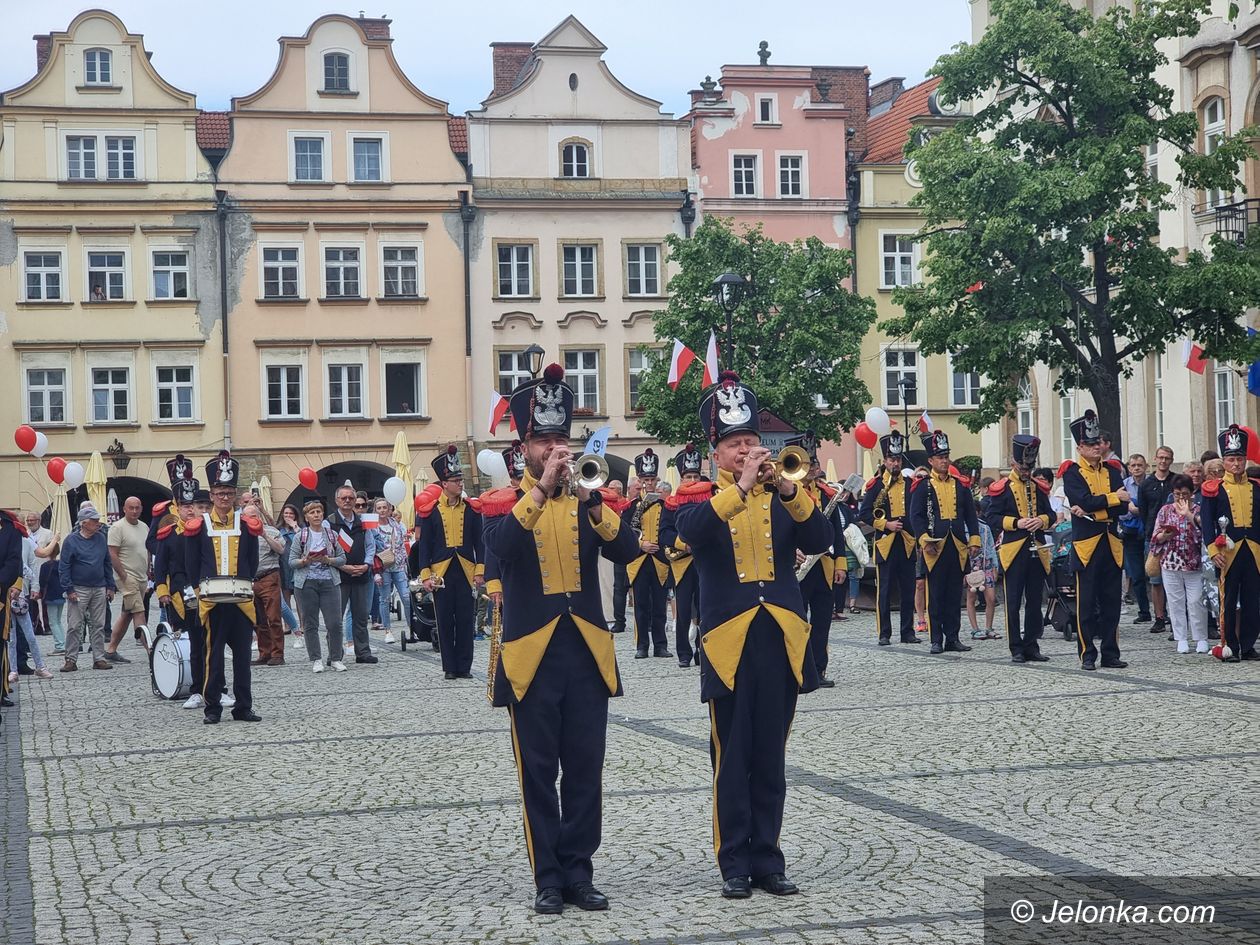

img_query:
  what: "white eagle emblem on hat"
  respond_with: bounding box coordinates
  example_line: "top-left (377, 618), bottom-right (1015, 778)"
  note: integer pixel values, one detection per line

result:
top-left (216, 456), bottom-right (234, 484)
top-left (1226, 429), bottom-right (1243, 453)
top-left (716, 384), bottom-right (752, 425)
top-left (533, 384), bottom-right (566, 428)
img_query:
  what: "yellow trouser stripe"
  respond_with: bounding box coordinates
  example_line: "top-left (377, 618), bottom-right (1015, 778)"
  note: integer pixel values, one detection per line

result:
top-left (507, 705), bottom-right (537, 875)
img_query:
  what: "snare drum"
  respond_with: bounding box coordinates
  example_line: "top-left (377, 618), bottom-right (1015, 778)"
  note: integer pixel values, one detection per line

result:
top-left (149, 624), bottom-right (193, 700)
top-left (199, 577), bottom-right (255, 603)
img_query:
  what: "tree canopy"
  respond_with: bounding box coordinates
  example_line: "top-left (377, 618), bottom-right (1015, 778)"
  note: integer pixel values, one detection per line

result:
top-left (885, 0), bottom-right (1260, 456)
top-left (635, 217), bottom-right (876, 449)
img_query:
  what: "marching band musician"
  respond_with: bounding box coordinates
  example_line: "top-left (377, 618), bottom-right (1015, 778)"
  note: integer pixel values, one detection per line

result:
top-left (481, 363), bottom-right (639, 915)
top-left (797, 434), bottom-right (847, 687)
top-left (415, 446), bottom-right (484, 681)
top-left (185, 451), bottom-right (263, 724)
top-left (622, 449), bottom-right (672, 659)
top-left (1060, 409), bottom-right (1129, 671)
top-left (985, 435), bottom-right (1053, 664)
top-left (673, 371), bottom-right (832, 900)
top-left (858, 431), bottom-right (920, 645)
top-left (910, 430), bottom-right (980, 655)
top-left (660, 443), bottom-right (705, 667)
top-left (1199, 424), bottom-right (1260, 662)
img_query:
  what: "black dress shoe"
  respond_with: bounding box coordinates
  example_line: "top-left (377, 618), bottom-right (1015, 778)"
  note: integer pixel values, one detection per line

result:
top-left (678, 660), bottom-right (693, 669)
top-left (1134, 614), bottom-right (1151, 624)
top-left (817, 677), bottom-right (836, 688)
top-left (1241, 649), bottom-right (1259, 661)
top-left (232, 711), bottom-right (262, 722)
top-left (1081, 660), bottom-right (1096, 671)
top-left (721, 876), bottom-right (752, 899)
top-left (755, 873), bottom-right (799, 896)
top-left (654, 648), bottom-right (673, 658)
top-left (929, 642), bottom-right (943, 654)
top-left (533, 887), bottom-right (563, 915)
top-left (457, 672), bottom-right (473, 679)
top-left (561, 881), bottom-right (608, 911)
top-left (203, 715), bottom-right (221, 725)
top-left (943, 640), bottom-right (972, 652)
top-left (356, 655), bottom-right (379, 664)
top-left (1, 696), bottom-right (14, 708)
top-left (1100, 659), bottom-right (1128, 669)
top-left (443, 672), bottom-right (456, 680)
top-left (901, 636), bottom-right (922, 644)
top-left (877, 637), bottom-right (892, 646)
top-left (634, 649), bottom-right (649, 659)
top-left (1026, 653), bottom-right (1050, 662)
top-left (1010, 653), bottom-right (1026, 664)
top-left (611, 626), bottom-right (625, 634)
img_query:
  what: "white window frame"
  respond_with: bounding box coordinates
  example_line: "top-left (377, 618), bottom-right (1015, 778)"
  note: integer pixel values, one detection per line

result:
top-left (561, 243), bottom-right (598, 298)
top-left (380, 243), bottom-right (424, 299)
top-left (22, 250), bottom-right (65, 302)
top-left (323, 51), bottom-right (352, 92)
top-left (87, 362), bottom-right (133, 424)
top-left (1016, 377), bottom-right (1034, 438)
top-left (288, 131), bottom-right (332, 183)
top-left (104, 136), bottom-right (136, 180)
top-left (1215, 364), bottom-right (1236, 431)
top-left (66, 135), bottom-right (97, 180)
top-left (1154, 354), bottom-right (1165, 447)
top-left (879, 230), bottom-right (921, 289)
top-left (625, 243), bottom-right (661, 297)
top-left (259, 244), bottom-right (304, 299)
top-left (150, 247), bottom-right (192, 300)
top-left (948, 354), bottom-right (981, 408)
top-left (496, 243), bottom-right (534, 298)
top-left (23, 359), bottom-right (71, 426)
top-left (1059, 392), bottom-right (1076, 462)
top-left (497, 349), bottom-right (532, 397)
top-left (347, 131), bottom-right (390, 183)
top-left (731, 152), bottom-right (760, 198)
top-left (151, 353), bottom-right (199, 424)
top-left (381, 347), bottom-right (427, 418)
top-left (323, 347), bottom-right (369, 419)
top-left (756, 95), bottom-right (778, 124)
top-left (1145, 140), bottom-right (1159, 181)
top-left (775, 151), bottom-right (807, 198)
top-left (626, 346), bottom-right (659, 413)
top-left (61, 129), bottom-right (145, 181)
top-left (321, 244), bottom-right (364, 299)
top-left (1203, 97), bottom-right (1227, 208)
top-left (260, 350), bottom-right (308, 420)
top-left (881, 345), bottom-right (923, 410)
top-left (84, 48), bottom-right (112, 85)
top-left (561, 141), bottom-right (591, 179)
top-left (564, 348), bottom-right (600, 413)
top-left (84, 247), bottom-right (130, 301)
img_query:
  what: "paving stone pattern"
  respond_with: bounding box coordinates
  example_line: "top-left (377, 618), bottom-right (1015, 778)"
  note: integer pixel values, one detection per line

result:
top-left (2, 607), bottom-right (1257, 945)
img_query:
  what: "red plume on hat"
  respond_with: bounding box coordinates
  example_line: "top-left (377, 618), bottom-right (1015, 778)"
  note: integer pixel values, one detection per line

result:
top-left (446, 444), bottom-right (458, 455)
top-left (719, 369), bottom-right (739, 387)
top-left (543, 363), bottom-right (564, 383)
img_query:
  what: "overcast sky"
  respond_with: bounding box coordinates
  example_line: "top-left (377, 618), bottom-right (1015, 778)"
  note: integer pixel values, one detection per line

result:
top-left (0, 0), bottom-right (973, 114)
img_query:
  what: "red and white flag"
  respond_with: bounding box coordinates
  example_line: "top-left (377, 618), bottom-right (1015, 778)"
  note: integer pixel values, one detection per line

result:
top-left (703, 331), bottom-right (720, 386)
top-left (336, 528), bottom-right (354, 553)
top-left (667, 339), bottom-right (697, 389)
top-left (1183, 339), bottom-right (1208, 375)
top-left (488, 389), bottom-right (513, 433)
top-left (918, 410), bottom-right (934, 434)
top-left (360, 512), bottom-right (380, 530)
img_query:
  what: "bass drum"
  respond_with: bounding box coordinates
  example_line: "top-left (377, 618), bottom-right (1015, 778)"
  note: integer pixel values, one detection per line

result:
top-left (403, 590), bottom-right (438, 651)
top-left (149, 624), bottom-right (193, 700)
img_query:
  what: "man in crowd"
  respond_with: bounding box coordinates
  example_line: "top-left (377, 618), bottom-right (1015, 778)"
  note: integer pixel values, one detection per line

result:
top-left (1200, 425), bottom-right (1260, 662)
top-left (58, 503), bottom-right (115, 671)
top-left (328, 483), bottom-right (379, 666)
top-left (623, 451), bottom-right (671, 659)
top-left (797, 434), bottom-right (846, 687)
top-left (859, 432), bottom-right (920, 645)
top-left (675, 371), bottom-right (831, 899)
top-left (22, 511), bottom-right (52, 638)
top-left (482, 362), bottom-right (638, 914)
top-left (1120, 453), bottom-right (1150, 619)
top-left (1062, 410), bottom-right (1129, 671)
top-left (1136, 445), bottom-right (1175, 633)
top-left (245, 492), bottom-right (287, 667)
top-left (102, 496), bottom-right (148, 663)
top-left (660, 444), bottom-right (705, 667)
top-left (1, 509), bottom-right (27, 718)
top-left (610, 478), bottom-right (639, 634)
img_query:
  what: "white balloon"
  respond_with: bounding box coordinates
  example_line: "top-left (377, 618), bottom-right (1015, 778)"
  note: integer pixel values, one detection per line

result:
top-left (382, 476), bottom-right (408, 507)
top-left (30, 432), bottom-right (48, 458)
top-left (63, 461), bottom-right (86, 490)
top-left (865, 407), bottom-right (892, 436)
top-left (476, 448), bottom-right (510, 488)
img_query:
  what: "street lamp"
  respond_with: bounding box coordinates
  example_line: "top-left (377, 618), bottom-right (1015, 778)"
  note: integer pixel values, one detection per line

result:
top-left (711, 271), bottom-right (748, 371)
top-left (897, 375), bottom-right (917, 438)
top-left (524, 343), bottom-right (545, 378)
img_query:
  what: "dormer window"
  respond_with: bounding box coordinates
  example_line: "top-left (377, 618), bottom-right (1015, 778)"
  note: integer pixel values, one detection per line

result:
top-left (561, 141), bottom-right (590, 178)
top-left (324, 53), bottom-right (350, 92)
top-left (84, 49), bottom-right (112, 86)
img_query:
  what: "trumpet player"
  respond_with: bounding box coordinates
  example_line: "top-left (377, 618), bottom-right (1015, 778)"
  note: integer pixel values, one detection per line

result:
top-left (858, 432), bottom-right (920, 645)
top-left (909, 431), bottom-right (980, 655)
top-left (416, 446), bottom-right (484, 681)
top-left (623, 449), bottom-right (672, 659)
top-left (674, 371), bottom-right (832, 899)
top-left (481, 363), bottom-right (638, 914)
top-left (797, 434), bottom-right (847, 687)
top-left (660, 443), bottom-right (705, 667)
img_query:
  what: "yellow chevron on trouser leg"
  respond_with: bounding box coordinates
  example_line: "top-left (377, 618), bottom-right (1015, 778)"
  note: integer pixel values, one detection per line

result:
top-left (1076, 573), bottom-right (1087, 663)
top-left (709, 701), bottom-right (723, 859)
top-left (507, 705), bottom-right (537, 875)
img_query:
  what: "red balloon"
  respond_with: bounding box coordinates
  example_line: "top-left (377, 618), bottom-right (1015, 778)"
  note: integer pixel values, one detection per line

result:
top-left (14, 425), bottom-right (36, 453)
top-left (298, 467), bottom-right (319, 490)
top-left (46, 457), bottom-right (66, 485)
top-left (854, 421), bottom-right (878, 450)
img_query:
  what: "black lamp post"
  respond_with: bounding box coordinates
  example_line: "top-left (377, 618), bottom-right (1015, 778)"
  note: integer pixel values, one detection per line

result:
top-left (711, 271), bottom-right (748, 371)
top-left (897, 375), bottom-right (917, 437)
top-left (524, 343), bottom-right (545, 379)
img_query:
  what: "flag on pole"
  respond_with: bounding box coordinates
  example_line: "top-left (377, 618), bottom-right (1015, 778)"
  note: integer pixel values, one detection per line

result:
top-left (667, 339), bottom-right (698, 389)
top-left (360, 512), bottom-right (380, 530)
top-left (703, 331), bottom-right (720, 386)
top-left (1248, 329), bottom-right (1260, 397)
top-left (585, 425), bottom-right (612, 456)
top-left (918, 410), bottom-right (934, 434)
top-left (335, 528), bottom-right (354, 553)
top-left (1182, 339), bottom-right (1209, 375)
top-left (488, 389), bottom-right (512, 433)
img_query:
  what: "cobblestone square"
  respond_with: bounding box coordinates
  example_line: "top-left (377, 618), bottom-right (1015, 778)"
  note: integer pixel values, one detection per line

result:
top-left (3, 610), bottom-right (1257, 945)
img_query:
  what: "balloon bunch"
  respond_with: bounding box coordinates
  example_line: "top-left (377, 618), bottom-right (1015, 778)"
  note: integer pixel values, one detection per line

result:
top-left (852, 407), bottom-right (892, 450)
top-left (14, 425), bottom-right (84, 487)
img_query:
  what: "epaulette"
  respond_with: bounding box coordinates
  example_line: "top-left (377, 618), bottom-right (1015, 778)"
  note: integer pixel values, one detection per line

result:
top-left (817, 480), bottom-right (838, 499)
top-left (664, 494), bottom-right (680, 511)
top-left (597, 487), bottom-right (630, 514)
top-left (910, 477), bottom-right (925, 493)
top-left (1201, 478), bottom-right (1221, 498)
top-left (414, 483), bottom-right (443, 517)
top-left (183, 516), bottom-right (204, 535)
top-left (1035, 478), bottom-right (1051, 495)
top-left (865, 475), bottom-right (880, 491)
top-left (676, 481), bottom-right (717, 505)
top-left (987, 479), bottom-right (1009, 497)
top-left (242, 514), bottom-right (264, 537)
top-left (1057, 459), bottom-right (1076, 480)
top-left (152, 499), bottom-right (172, 517)
top-left (156, 522), bottom-right (177, 541)
top-left (466, 496), bottom-right (483, 514)
top-left (480, 487), bottom-right (521, 518)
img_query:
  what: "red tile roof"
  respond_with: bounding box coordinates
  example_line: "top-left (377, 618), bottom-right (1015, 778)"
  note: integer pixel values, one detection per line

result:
top-left (447, 116), bottom-right (468, 155)
top-left (196, 111), bottom-right (231, 151)
top-left (864, 76), bottom-right (941, 165)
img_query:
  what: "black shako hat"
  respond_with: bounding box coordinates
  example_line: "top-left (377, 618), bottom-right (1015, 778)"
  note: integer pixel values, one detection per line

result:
top-left (879, 431), bottom-right (907, 459)
top-left (1011, 434), bottom-right (1041, 468)
top-left (431, 445), bottom-right (464, 482)
top-left (698, 371), bottom-right (760, 446)
top-left (921, 430), bottom-right (950, 458)
top-left (1219, 424), bottom-right (1248, 458)
top-left (508, 364), bottom-right (574, 439)
top-left (1069, 409), bottom-right (1102, 447)
top-left (501, 440), bottom-right (526, 480)
top-left (675, 443), bottom-right (703, 476)
top-left (205, 450), bottom-right (239, 489)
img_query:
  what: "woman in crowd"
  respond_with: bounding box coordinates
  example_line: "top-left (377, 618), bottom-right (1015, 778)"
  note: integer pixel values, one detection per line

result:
top-left (1149, 473), bottom-right (1208, 654)
top-left (7, 557), bottom-right (51, 681)
top-left (276, 503), bottom-right (303, 649)
top-left (39, 551), bottom-right (66, 655)
top-left (967, 517), bottom-right (1000, 640)
top-left (372, 498), bottom-right (410, 645)
top-left (289, 496), bottom-right (348, 672)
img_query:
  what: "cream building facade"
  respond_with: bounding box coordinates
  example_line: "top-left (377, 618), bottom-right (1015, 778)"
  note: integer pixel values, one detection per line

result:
top-left (215, 14), bottom-right (470, 504)
top-left (466, 17), bottom-right (691, 469)
top-left (0, 10), bottom-right (223, 514)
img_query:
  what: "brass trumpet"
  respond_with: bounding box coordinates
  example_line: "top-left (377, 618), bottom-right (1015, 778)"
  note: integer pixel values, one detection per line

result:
top-left (568, 452), bottom-right (609, 494)
top-left (759, 445), bottom-right (811, 485)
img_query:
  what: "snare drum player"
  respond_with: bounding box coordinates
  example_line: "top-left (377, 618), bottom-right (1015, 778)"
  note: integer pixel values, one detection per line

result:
top-left (673, 371), bottom-right (832, 899)
top-left (481, 363), bottom-right (638, 914)
top-left (185, 451), bottom-right (263, 724)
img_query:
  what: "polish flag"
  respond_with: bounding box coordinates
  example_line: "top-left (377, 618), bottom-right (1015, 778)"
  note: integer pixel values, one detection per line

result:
top-left (1183, 339), bottom-right (1209, 375)
top-left (918, 410), bottom-right (934, 433)
top-left (360, 513), bottom-right (380, 530)
top-left (488, 389), bottom-right (512, 433)
top-left (667, 339), bottom-right (697, 389)
top-left (336, 528), bottom-right (354, 553)
top-left (703, 331), bottom-right (720, 386)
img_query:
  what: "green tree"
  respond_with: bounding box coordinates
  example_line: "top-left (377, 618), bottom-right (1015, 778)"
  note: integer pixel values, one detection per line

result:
top-left (886, 0), bottom-right (1260, 456)
top-left (635, 217), bottom-right (876, 447)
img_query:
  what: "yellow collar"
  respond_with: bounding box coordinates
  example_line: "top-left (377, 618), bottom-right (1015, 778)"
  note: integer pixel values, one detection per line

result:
top-left (1225, 472), bottom-right (1248, 485)
top-left (1077, 454), bottom-right (1102, 471)
top-left (211, 509), bottom-right (234, 528)
top-left (931, 471), bottom-right (951, 483)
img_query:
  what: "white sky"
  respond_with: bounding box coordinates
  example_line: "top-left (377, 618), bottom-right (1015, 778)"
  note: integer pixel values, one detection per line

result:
top-left (0, 0), bottom-right (973, 115)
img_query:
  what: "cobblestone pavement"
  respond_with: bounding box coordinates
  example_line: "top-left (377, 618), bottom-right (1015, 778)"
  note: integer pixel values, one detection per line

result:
top-left (3, 605), bottom-right (1258, 945)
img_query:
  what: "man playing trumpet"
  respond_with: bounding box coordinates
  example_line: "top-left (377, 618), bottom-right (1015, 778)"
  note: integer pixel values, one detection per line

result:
top-left (623, 449), bottom-right (671, 659)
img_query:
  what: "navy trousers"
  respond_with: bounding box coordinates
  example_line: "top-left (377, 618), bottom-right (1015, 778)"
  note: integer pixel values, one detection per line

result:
top-left (1002, 551), bottom-right (1045, 658)
top-left (875, 538), bottom-right (917, 642)
top-left (924, 543), bottom-right (964, 647)
top-left (673, 566), bottom-right (699, 663)
top-left (631, 563), bottom-right (668, 653)
top-left (434, 567), bottom-right (475, 676)
top-left (1075, 548), bottom-right (1122, 664)
top-left (1219, 544), bottom-right (1260, 656)
top-left (204, 603), bottom-right (253, 719)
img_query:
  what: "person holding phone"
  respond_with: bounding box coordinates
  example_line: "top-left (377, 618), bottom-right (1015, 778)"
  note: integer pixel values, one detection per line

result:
top-left (1148, 474), bottom-right (1207, 654)
top-left (289, 495), bottom-right (348, 673)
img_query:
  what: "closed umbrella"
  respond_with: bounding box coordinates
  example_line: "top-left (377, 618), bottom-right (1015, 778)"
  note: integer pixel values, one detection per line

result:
top-left (48, 486), bottom-right (71, 543)
top-left (258, 475), bottom-right (273, 516)
top-left (85, 451), bottom-right (107, 515)
top-left (825, 458), bottom-right (838, 484)
top-left (106, 488), bottom-right (120, 524)
top-left (663, 464), bottom-right (679, 491)
top-left (392, 431), bottom-right (415, 529)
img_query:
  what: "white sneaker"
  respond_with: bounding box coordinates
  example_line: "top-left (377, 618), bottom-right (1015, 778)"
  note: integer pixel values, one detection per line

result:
top-left (312, 661), bottom-right (324, 674)
top-left (221, 693), bottom-right (236, 707)
top-left (1177, 640), bottom-right (1190, 654)
top-left (331, 661), bottom-right (347, 672)
top-left (251, 640), bottom-right (259, 651)
top-left (292, 636), bottom-right (305, 649)
top-left (1196, 641), bottom-right (1210, 654)
top-left (384, 631), bottom-right (396, 644)
top-left (182, 694), bottom-right (204, 709)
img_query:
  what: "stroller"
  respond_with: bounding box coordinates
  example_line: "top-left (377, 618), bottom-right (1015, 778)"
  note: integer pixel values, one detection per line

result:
top-left (402, 581), bottom-right (439, 652)
top-left (1043, 522), bottom-right (1078, 642)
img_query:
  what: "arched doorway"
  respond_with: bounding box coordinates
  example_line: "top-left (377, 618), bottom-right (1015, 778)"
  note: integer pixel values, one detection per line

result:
top-left (282, 461), bottom-right (394, 512)
top-left (63, 476), bottom-right (171, 526)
